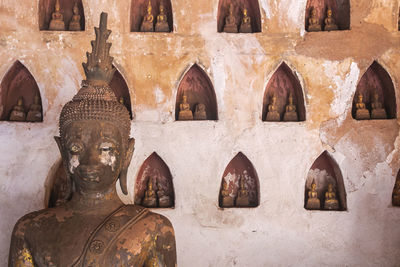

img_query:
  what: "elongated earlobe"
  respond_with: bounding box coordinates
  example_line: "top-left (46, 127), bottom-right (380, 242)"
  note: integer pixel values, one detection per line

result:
top-left (119, 138), bottom-right (135, 195)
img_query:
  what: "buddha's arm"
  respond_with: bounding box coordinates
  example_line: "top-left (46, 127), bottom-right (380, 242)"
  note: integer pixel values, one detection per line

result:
top-left (9, 225), bottom-right (35, 267)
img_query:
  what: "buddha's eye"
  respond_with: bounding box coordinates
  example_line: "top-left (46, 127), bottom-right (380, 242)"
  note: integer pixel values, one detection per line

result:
top-left (69, 143), bottom-right (83, 154)
top-left (99, 142), bottom-right (115, 153)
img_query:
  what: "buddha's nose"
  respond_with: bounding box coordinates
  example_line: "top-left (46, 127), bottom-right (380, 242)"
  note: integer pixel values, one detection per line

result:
top-left (80, 147), bottom-right (99, 166)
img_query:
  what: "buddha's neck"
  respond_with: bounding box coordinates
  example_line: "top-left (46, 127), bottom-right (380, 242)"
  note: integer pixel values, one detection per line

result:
top-left (70, 186), bottom-right (123, 211)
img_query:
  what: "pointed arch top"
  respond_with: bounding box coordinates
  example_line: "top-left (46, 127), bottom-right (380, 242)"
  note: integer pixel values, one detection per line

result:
top-left (305, 0), bottom-right (350, 31)
top-left (110, 67), bottom-right (133, 119)
top-left (0, 61), bottom-right (43, 121)
top-left (130, 0), bottom-right (173, 32)
top-left (219, 152), bottom-right (259, 207)
top-left (175, 64), bottom-right (218, 120)
top-left (134, 152), bottom-right (174, 208)
top-left (305, 151), bottom-right (347, 211)
top-left (217, 0), bottom-right (261, 33)
top-left (39, 0), bottom-right (85, 31)
top-left (262, 62), bottom-right (306, 121)
top-left (352, 61), bottom-right (396, 120)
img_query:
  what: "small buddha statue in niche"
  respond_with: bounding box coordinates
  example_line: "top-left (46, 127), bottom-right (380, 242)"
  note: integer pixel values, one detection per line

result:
top-left (68, 2), bottom-right (81, 31)
top-left (223, 4), bottom-right (238, 33)
top-left (355, 93), bottom-right (370, 120)
top-left (157, 182), bottom-right (172, 208)
top-left (392, 179), bottom-right (400, 206)
top-left (9, 13), bottom-right (176, 266)
top-left (119, 96), bottom-right (124, 105)
top-left (266, 94), bottom-right (280, 121)
top-left (283, 93), bottom-right (298, 121)
top-left (308, 7), bottom-right (321, 32)
top-left (323, 183), bottom-right (339, 210)
top-left (49, 0), bottom-right (65, 31)
top-left (9, 97), bottom-right (26, 121)
top-left (140, 0), bottom-right (154, 32)
top-left (220, 179), bottom-right (234, 207)
top-left (306, 181), bottom-right (321, 210)
top-left (142, 178), bottom-right (158, 207)
top-left (155, 2), bottom-right (169, 32)
top-left (194, 103), bottom-right (207, 120)
top-left (239, 8), bottom-right (252, 33)
top-left (26, 94), bottom-right (42, 122)
top-left (236, 176), bottom-right (250, 207)
top-left (371, 91), bottom-right (387, 119)
top-left (324, 8), bottom-right (338, 31)
top-left (178, 94), bottom-right (193, 120)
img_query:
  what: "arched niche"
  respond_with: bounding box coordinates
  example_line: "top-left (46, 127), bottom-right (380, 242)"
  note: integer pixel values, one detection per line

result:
top-left (39, 0), bottom-right (85, 31)
top-left (305, 0), bottom-right (350, 31)
top-left (262, 62), bottom-right (306, 122)
top-left (130, 0), bottom-right (173, 32)
top-left (0, 61), bottom-right (43, 122)
top-left (44, 161), bottom-right (72, 208)
top-left (304, 151), bottom-right (347, 211)
top-left (218, 152), bottom-right (259, 208)
top-left (134, 152), bottom-right (175, 208)
top-left (175, 64), bottom-right (218, 121)
top-left (392, 169), bottom-right (400, 207)
top-left (352, 61), bottom-right (396, 120)
top-left (217, 0), bottom-right (261, 33)
top-left (110, 68), bottom-right (133, 119)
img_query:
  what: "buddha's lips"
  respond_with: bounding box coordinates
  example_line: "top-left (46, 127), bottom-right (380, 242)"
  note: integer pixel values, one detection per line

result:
top-left (81, 176), bottom-right (100, 183)
top-left (78, 169), bottom-right (101, 183)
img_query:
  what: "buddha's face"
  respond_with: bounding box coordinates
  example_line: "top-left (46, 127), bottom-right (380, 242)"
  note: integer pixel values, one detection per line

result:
top-left (311, 183), bottom-right (316, 190)
top-left (148, 179), bottom-right (153, 190)
top-left (17, 98), bottom-right (23, 106)
top-left (183, 95), bottom-right (187, 103)
top-left (61, 121), bottom-right (124, 193)
top-left (358, 94), bottom-right (363, 102)
top-left (244, 9), bottom-right (248, 16)
top-left (328, 184), bottom-right (333, 192)
top-left (327, 9), bottom-right (332, 17)
top-left (311, 9), bottom-right (316, 17)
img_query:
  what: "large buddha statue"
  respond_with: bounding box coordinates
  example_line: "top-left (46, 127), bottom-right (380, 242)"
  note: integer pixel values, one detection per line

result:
top-left (220, 179), bottom-right (234, 207)
top-left (308, 7), bottom-right (321, 32)
top-left (155, 2), bottom-right (169, 32)
top-left (69, 2), bottom-right (82, 31)
top-left (266, 94), bottom-right (280, 121)
top-left (239, 8), bottom-right (252, 33)
top-left (142, 178), bottom-right (158, 207)
top-left (141, 0), bottom-right (154, 32)
top-left (392, 178), bottom-right (400, 206)
top-left (324, 8), bottom-right (338, 31)
top-left (236, 175), bottom-right (250, 207)
top-left (9, 97), bottom-right (26, 121)
top-left (9, 13), bottom-right (176, 266)
top-left (323, 183), bottom-right (339, 210)
top-left (283, 93), bottom-right (298, 121)
top-left (355, 93), bottom-right (370, 120)
top-left (371, 91), bottom-right (387, 119)
top-left (26, 94), bottom-right (42, 122)
top-left (306, 181), bottom-right (321, 210)
top-left (48, 0), bottom-right (65, 31)
top-left (223, 4), bottom-right (238, 33)
top-left (178, 94), bottom-right (193, 120)
top-left (194, 103), bottom-right (207, 120)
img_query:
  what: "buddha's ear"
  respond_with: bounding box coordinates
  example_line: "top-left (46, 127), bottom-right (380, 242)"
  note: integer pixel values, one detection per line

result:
top-left (119, 138), bottom-right (135, 195)
top-left (54, 136), bottom-right (65, 159)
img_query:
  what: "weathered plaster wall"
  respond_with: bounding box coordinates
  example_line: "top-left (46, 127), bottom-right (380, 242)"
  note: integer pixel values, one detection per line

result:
top-left (1, 0), bottom-right (400, 266)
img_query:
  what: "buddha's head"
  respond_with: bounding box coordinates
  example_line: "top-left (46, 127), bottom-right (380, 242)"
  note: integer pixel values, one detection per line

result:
top-left (311, 8), bottom-right (316, 17)
top-left (147, 178), bottom-right (154, 191)
top-left (73, 2), bottom-right (79, 15)
top-left (357, 93), bottom-right (363, 102)
top-left (182, 95), bottom-right (187, 103)
top-left (327, 8), bottom-right (332, 18)
top-left (374, 91), bottom-right (379, 101)
top-left (271, 95), bottom-right (277, 104)
top-left (288, 93), bottom-right (294, 104)
top-left (159, 3), bottom-right (165, 14)
top-left (147, 0), bottom-right (152, 14)
top-left (311, 181), bottom-right (317, 190)
top-left (55, 13), bottom-right (134, 195)
top-left (17, 97), bottom-right (24, 106)
top-left (327, 183), bottom-right (334, 192)
top-left (55, 0), bottom-right (61, 12)
top-left (229, 3), bottom-right (234, 14)
top-left (243, 8), bottom-right (248, 17)
top-left (119, 97), bottom-right (124, 105)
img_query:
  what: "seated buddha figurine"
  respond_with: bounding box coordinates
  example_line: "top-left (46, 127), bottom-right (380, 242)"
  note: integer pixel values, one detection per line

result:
top-left (141, 0), bottom-right (154, 32)
top-left (155, 2), bottom-right (169, 32)
top-left (68, 2), bottom-right (82, 31)
top-left (323, 183), bottom-right (339, 210)
top-left (220, 179), bottom-right (234, 207)
top-left (157, 182), bottom-right (172, 208)
top-left (48, 0), bottom-right (65, 31)
top-left (223, 4), bottom-right (238, 33)
top-left (306, 181), bottom-right (321, 210)
top-left (371, 91), bottom-right (387, 119)
top-left (355, 93), bottom-right (370, 120)
top-left (236, 176), bottom-right (250, 207)
top-left (194, 103), bottom-right (207, 120)
top-left (266, 94), bottom-right (280, 121)
top-left (9, 13), bottom-right (176, 266)
top-left (324, 8), bottom-right (338, 31)
top-left (178, 94), bottom-right (193, 120)
top-left (9, 97), bottom-right (26, 121)
top-left (308, 7), bottom-right (321, 32)
top-left (26, 94), bottom-right (42, 122)
top-left (142, 178), bottom-right (158, 207)
top-left (392, 178), bottom-right (400, 206)
top-left (283, 93), bottom-right (298, 121)
top-left (239, 8), bottom-right (252, 33)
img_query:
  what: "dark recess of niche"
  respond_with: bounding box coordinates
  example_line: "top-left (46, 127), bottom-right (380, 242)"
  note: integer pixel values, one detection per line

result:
top-left (217, 0), bottom-right (261, 32)
top-left (352, 61), bottom-right (396, 120)
top-left (130, 0), bottom-right (173, 32)
top-left (305, 0), bottom-right (350, 31)
top-left (262, 62), bottom-right (306, 121)
top-left (175, 64), bottom-right (218, 121)
top-left (39, 0), bottom-right (85, 31)
top-left (0, 61), bottom-right (43, 121)
top-left (110, 68), bottom-right (133, 120)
